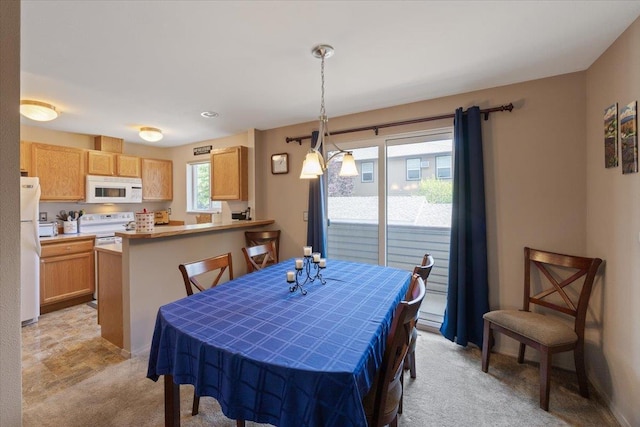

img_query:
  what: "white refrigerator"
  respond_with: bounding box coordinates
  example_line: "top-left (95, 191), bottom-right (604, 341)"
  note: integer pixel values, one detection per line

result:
top-left (20, 176), bottom-right (41, 324)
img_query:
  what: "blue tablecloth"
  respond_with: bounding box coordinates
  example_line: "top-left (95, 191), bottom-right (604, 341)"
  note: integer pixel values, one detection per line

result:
top-left (147, 258), bottom-right (411, 427)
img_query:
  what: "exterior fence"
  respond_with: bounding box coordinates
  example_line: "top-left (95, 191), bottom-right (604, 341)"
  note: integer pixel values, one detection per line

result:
top-left (328, 221), bottom-right (450, 326)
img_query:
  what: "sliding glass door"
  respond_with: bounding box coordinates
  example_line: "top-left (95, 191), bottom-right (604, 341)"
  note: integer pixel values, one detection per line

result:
top-left (326, 129), bottom-right (453, 327)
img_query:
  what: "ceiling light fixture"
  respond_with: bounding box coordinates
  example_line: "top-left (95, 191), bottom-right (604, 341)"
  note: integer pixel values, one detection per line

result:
top-left (200, 111), bottom-right (219, 118)
top-left (20, 100), bottom-right (59, 121)
top-left (139, 127), bottom-right (163, 142)
top-left (300, 44), bottom-right (358, 180)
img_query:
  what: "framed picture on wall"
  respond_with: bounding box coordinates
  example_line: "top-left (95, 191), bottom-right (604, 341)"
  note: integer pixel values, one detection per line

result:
top-left (604, 103), bottom-right (618, 168)
top-left (620, 101), bottom-right (638, 175)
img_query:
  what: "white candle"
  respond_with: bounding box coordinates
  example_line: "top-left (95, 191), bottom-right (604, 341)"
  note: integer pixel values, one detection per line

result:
top-left (303, 246), bottom-right (312, 256)
top-left (319, 258), bottom-right (326, 268)
top-left (287, 271), bottom-right (295, 282)
top-left (312, 253), bottom-right (321, 263)
top-left (295, 258), bottom-right (303, 270)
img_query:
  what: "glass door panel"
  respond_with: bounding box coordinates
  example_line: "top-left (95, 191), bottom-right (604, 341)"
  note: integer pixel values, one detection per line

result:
top-left (326, 146), bottom-right (379, 265)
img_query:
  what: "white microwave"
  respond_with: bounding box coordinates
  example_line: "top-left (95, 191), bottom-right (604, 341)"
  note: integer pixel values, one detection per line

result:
top-left (85, 175), bottom-right (142, 204)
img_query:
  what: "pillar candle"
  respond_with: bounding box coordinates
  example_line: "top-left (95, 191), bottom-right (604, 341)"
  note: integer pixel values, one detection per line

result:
top-left (312, 253), bottom-right (321, 263)
top-left (295, 258), bottom-right (303, 270)
top-left (319, 258), bottom-right (326, 268)
top-left (303, 246), bottom-right (312, 256)
top-left (286, 271), bottom-right (295, 282)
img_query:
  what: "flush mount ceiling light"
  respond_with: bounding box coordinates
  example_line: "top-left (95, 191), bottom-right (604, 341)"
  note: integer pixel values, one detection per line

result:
top-left (200, 111), bottom-right (219, 118)
top-left (299, 44), bottom-right (358, 180)
top-left (139, 127), bottom-right (163, 142)
top-left (20, 100), bottom-right (59, 121)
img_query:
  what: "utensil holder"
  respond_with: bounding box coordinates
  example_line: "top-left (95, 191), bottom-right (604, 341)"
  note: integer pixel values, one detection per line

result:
top-left (63, 221), bottom-right (78, 234)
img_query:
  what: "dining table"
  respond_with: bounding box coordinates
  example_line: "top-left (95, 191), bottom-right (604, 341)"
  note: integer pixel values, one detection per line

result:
top-left (147, 258), bottom-right (412, 427)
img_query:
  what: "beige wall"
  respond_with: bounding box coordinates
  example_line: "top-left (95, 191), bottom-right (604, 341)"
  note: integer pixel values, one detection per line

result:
top-left (586, 16), bottom-right (640, 427)
top-left (0, 0), bottom-right (22, 425)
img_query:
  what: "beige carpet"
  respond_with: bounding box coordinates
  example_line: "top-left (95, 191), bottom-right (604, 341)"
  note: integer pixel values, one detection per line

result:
top-left (22, 329), bottom-right (618, 427)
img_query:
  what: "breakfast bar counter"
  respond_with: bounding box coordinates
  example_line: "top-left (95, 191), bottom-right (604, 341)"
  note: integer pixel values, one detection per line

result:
top-left (115, 219), bottom-right (274, 240)
top-left (113, 218), bottom-right (276, 356)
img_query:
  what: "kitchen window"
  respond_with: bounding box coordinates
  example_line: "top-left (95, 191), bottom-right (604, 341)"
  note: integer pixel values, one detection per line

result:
top-left (187, 161), bottom-right (222, 212)
top-left (406, 158), bottom-right (421, 181)
top-left (361, 161), bottom-right (374, 183)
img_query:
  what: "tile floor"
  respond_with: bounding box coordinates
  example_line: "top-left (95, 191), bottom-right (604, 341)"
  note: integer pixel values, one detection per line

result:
top-left (21, 303), bottom-right (125, 407)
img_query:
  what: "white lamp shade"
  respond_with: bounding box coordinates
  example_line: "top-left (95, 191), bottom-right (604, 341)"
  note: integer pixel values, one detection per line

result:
top-left (301, 151), bottom-right (324, 176)
top-left (299, 158), bottom-right (319, 179)
top-left (338, 153), bottom-right (358, 177)
top-left (20, 100), bottom-right (58, 121)
top-left (139, 127), bottom-right (163, 142)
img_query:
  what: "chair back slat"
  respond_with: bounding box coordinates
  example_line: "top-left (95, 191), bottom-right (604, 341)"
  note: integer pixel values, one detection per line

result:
top-left (179, 252), bottom-right (233, 296)
top-left (245, 230), bottom-right (281, 261)
top-left (524, 247), bottom-right (602, 333)
top-left (242, 241), bottom-right (277, 273)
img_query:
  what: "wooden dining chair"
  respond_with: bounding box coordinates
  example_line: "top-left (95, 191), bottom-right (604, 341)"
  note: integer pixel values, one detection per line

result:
top-left (482, 247), bottom-right (602, 411)
top-left (178, 252), bottom-right (234, 417)
top-left (363, 274), bottom-right (425, 427)
top-left (242, 241), bottom-right (277, 273)
top-left (244, 229), bottom-right (281, 265)
top-left (404, 253), bottom-right (435, 379)
top-left (179, 252), bottom-right (233, 296)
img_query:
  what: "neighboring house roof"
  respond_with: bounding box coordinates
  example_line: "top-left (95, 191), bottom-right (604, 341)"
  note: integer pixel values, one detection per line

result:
top-left (337, 140), bottom-right (452, 161)
top-left (328, 196), bottom-right (451, 227)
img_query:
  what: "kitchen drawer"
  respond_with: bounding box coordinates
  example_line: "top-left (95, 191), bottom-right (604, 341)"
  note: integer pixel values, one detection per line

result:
top-left (41, 239), bottom-right (94, 258)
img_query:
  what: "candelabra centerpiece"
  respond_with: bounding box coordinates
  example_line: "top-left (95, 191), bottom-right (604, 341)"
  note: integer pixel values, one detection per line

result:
top-left (286, 246), bottom-right (326, 295)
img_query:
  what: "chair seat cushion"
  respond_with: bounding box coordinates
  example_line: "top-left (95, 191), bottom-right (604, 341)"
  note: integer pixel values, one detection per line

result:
top-left (484, 310), bottom-right (577, 347)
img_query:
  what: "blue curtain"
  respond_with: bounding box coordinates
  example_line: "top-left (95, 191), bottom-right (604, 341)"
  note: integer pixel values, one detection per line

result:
top-left (440, 106), bottom-right (490, 348)
top-left (306, 131), bottom-right (328, 257)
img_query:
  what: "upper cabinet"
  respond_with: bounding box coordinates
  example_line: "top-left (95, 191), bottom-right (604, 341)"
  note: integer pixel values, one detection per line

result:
top-left (210, 146), bottom-right (248, 201)
top-left (20, 141), bottom-right (31, 174)
top-left (87, 150), bottom-right (116, 176)
top-left (141, 158), bottom-right (173, 201)
top-left (117, 155), bottom-right (141, 178)
top-left (31, 143), bottom-right (86, 201)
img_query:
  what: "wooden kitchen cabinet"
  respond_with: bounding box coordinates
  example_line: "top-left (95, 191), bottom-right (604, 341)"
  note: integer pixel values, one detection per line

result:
top-left (117, 154), bottom-right (141, 178)
top-left (210, 145), bottom-right (248, 201)
top-left (20, 141), bottom-right (31, 174)
top-left (141, 157), bottom-right (173, 200)
top-left (96, 248), bottom-right (123, 348)
top-left (87, 150), bottom-right (116, 176)
top-left (40, 238), bottom-right (95, 314)
top-left (31, 143), bottom-right (86, 200)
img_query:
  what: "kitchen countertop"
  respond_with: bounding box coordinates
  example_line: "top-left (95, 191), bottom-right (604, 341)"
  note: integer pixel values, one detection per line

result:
top-left (40, 233), bottom-right (97, 243)
top-left (94, 243), bottom-right (122, 254)
top-left (115, 219), bottom-right (274, 240)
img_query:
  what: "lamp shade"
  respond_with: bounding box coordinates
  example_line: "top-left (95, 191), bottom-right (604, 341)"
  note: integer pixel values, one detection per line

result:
top-left (20, 100), bottom-right (58, 121)
top-left (338, 152), bottom-right (358, 177)
top-left (139, 127), bottom-right (163, 142)
top-left (299, 158), bottom-right (319, 179)
top-left (301, 151), bottom-right (324, 176)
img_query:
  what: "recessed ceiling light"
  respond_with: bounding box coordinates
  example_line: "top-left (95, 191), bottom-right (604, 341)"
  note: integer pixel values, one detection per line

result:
top-left (200, 111), bottom-right (219, 118)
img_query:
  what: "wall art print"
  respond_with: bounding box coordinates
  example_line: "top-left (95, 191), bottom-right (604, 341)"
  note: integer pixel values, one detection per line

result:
top-left (620, 101), bottom-right (638, 175)
top-left (604, 103), bottom-right (618, 168)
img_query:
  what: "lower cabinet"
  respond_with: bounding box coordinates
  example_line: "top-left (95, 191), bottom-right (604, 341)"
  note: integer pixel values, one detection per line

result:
top-left (96, 248), bottom-right (123, 348)
top-left (40, 238), bottom-right (95, 314)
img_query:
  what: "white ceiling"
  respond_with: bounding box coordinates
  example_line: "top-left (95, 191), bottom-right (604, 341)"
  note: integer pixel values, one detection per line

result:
top-left (20, 1), bottom-right (640, 147)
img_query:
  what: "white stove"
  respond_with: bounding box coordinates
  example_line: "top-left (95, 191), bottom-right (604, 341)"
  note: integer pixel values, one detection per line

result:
top-left (79, 212), bottom-right (134, 245)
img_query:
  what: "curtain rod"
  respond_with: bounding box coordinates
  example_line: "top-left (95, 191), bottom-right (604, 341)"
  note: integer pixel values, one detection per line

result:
top-left (285, 102), bottom-right (514, 145)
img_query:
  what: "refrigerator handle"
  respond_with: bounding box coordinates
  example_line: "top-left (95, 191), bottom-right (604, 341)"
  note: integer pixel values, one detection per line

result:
top-left (34, 184), bottom-right (42, 256)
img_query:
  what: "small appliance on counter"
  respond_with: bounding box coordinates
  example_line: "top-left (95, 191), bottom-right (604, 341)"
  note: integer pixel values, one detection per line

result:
top-left (154, 210), bottom-right (169, 225)
top-left (38, 222), bottom-right (57, 237)
top-left (231, 207), bottom-right (251, 221)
